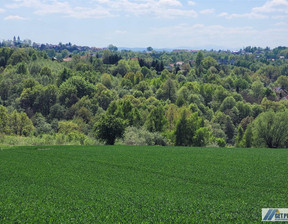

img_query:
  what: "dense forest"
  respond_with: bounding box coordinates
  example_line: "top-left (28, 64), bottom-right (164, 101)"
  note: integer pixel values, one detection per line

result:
top-left (1, 40), bottom-right (288, 148)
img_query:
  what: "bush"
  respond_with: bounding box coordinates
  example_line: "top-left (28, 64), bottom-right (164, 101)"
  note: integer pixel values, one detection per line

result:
top-left (215, 138), bottom-right (226, 148)
top-left (123, 127), bottom-right (167, 146)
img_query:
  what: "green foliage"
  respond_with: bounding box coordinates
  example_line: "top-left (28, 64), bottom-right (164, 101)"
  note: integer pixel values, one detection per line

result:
top-left (8, 49), bottom-right (29, 65)
top-left (194, 127), bottom-right (210, 147)
top-left (195, 51), bottom-right (204, 76)
top-left (123, 126), bottom-right (167, 146)
top-left (175, 110), bottom-right (208, 146)
top-left (0, 105), bottom-right (9, 134)
top-left (94, 114), bottom-right (126, 145)
top-left (215, 137), bottom-right (226, 147)
top-left (107, 99), bottom-right (142, 126)
top-left (32, 113), bottom-right (52, 135)
top-left (9, 110), bottom-right (34, 136)
top-left (113, 59), bottom-right (130, 76)
top-left (146, 106), bottom-right (167, 132)
top-left (220, 96), bottom-right (236, 112)
top-left (236, 125), bottom-right (244, 147)
top-left (58, 120), bottom-right (80, 134)
top-left (241, 124), bottom-right (253, 148)
top-left (252, 110), bottom-right (288, 148)
top-left (157, 78), bottom-right (177, 102)
top-left (1, 45), bottom-right (288, 148)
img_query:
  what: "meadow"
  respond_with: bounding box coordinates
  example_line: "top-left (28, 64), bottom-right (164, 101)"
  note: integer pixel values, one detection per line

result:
top-left (0, 145), bottom-right (287, 223)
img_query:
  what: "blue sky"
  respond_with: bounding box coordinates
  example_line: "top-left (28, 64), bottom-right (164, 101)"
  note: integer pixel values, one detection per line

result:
top-left (0, 0), bottom-right (288, 49)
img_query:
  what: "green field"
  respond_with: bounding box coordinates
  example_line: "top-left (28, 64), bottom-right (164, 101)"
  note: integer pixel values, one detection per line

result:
top-left (0, 146), bottom-right (287, 223)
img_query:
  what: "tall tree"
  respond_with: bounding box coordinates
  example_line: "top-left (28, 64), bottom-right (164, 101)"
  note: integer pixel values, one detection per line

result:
top-left (146, 106), bottom-right (167, 132)
top-left (253, 110), bottom-right (288, 148)
top-left (94, 115), bottom-right (126, 145)
top-left (0, 105), bottom-right (9, 134)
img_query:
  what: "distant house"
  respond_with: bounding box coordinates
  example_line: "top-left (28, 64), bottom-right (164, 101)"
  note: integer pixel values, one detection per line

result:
top-left (273, 87), bottom-right (288, 100)
top-left (165, 65), bottom-right (173, 72)
top-left (130, 57), bottom-right (139, 61)
top-left (176, 61), bottom-right (184, 66)
top-left (63, 57), bottom-right (73, 62)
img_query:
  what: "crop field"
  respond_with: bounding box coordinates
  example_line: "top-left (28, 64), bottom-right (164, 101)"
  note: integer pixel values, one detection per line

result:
top-left (0, 145), bottom-right (287, 223)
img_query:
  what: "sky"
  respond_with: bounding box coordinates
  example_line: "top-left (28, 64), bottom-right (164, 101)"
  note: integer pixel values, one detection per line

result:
top-left (0, 0), bottom-right (288, 50)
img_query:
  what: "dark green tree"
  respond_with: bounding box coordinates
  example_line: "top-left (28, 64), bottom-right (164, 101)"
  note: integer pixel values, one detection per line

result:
top-left (175, 111), bottom-right (205, 146)
top-left (94, 115), bottom-right (126, 145)
top-left (235, 125), bottom-right (244, 147)
top-left (0, 105), bottom-right (9, 134)
top-left (146, 106), bottom-right (167, 132)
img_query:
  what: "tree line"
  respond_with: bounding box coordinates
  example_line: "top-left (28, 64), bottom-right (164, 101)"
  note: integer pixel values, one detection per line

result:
top-left (1, 45), bottom-right (288, 147)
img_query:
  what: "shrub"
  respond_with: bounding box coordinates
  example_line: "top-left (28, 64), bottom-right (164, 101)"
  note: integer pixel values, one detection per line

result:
top-left (123, 127), bottom-right (167, 146)
top-left (215, 138), bottom-right (226, 148)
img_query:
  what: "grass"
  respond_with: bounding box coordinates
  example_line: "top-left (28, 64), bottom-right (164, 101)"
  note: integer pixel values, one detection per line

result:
top-left (0, 145), bottom-right (287, 223)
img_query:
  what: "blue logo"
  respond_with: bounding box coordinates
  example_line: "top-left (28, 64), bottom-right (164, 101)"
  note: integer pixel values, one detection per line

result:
top-left (262, 208), bottom-right (288, 221)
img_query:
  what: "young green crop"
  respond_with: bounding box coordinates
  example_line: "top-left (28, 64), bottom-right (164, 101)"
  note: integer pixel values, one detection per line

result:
top-left (0, 146), bottom-right (287, 223)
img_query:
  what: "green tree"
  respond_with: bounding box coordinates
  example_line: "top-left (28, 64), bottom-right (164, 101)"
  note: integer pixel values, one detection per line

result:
top-left (9, 111), bottom-right (34, 136)
top-left (101, 73), bottom-right (112, 89)
top-left (220, 96), bottom-right (236, 112)
top-left (275, 75), bottom-right (288, 91)
top-left (251, 80), bottom-right (265, 103)
top-left (32, 113), bottom-right (52, 135)
top-left (94, 115), bottom-right (126, 145)
top-left (235, 125), bottom-right (244, 147)
top-left (0, 105), bottom-right (9, 134)
top-left (175, 110), bottom-right (205, 146)
top-left (113, 59), bottom-right (130, 76)
top-left (175, 110), bottom-right (189, 146)
top-left (8, 49), bottom-right (29, 65)
top-left (58, 120), bottom-right (80, 134)
top-left (166, 104), bottom-right (179, 131)
top-left (195, 51), bottom-right (204, 76)
top-left (146, 106), bottom-right (167, 132)
top-left (34, 85), bottom-right (57, 116)
top-left (147, 47), bottom-right (153, 52)
top-left (157, 78), bottom-right (177, 102)
top-left (108, 44), bottom-right (118, 52)
top-left (253, 110), bottom-right (288, 148)
top-left (0, 47), bottom-right (13, 67)
top-left (241, 124), bottom-right (253, 148)
top-left (57, 68), bottom-right (72, 86)
top-left (40, 66), bottom-right (52, 77)
top-left (194, 127), bottom-right (210, 147)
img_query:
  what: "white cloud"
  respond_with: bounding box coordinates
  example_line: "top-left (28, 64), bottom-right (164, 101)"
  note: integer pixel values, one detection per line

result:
top-left (146, 23), bottom-right (287, 48)
top-left (275, 21), bottom-right (288, 26)
top-left (220, 0), bottom-right (288, 19)
top-left (252, 0), bottom-right (288, 14)
top-left (115, 30), bottom-right (127, 34)
top-left (187, 1), bottom-right (196, 6)
top-left (159, 0), bottom-right (182, 7)
top-left (6, 0), bottom-right (197, 19)
top-left (0, 8), bottom-right (5, 13)
top-left (225, 12), bottom-right (267, 19)
top-left (218, 12), bottom-right (228, 17)
top-left (200, 9), bottom-right (215, 15)
top-left (103, 0), bottom-right (196, 18)
top-left (6, 0), bottom-right (111, 19)
top-left (4, 15), bottom-right (28, 20)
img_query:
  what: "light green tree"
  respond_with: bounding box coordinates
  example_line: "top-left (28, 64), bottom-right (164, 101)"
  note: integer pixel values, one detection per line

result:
top-left (253, 110), bottom-right (288, 148)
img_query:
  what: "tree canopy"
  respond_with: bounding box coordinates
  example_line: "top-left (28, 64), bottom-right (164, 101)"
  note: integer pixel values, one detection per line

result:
top-left (0, 43), bottom-right (288, 147)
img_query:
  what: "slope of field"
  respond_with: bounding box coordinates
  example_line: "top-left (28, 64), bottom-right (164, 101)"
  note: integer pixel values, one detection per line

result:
top-left (0, 146), bottom-right (287, 223)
